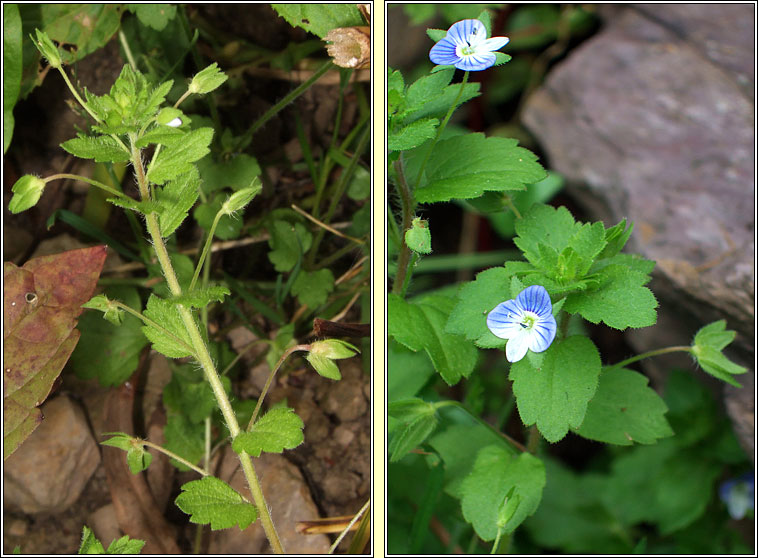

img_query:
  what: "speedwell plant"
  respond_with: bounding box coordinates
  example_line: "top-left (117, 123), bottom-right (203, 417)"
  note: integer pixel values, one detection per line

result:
top-left (11, 28), bottom-right (362, 554)
top-left (388, 12), bottom-right (747, 552)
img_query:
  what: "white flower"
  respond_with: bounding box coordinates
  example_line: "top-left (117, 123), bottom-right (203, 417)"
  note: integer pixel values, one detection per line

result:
top-left (429, 19), bottom-right (509, 72)
top-left (487, 285), bottom-right (557, 363)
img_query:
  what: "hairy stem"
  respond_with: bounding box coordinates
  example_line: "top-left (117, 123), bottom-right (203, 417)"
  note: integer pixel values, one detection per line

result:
top-left (247, 345), bottom-right (311, 430)
top-left (46, 173), bottom-right (128, 199)
top-left (608, 346), bottom-right (692, 371)
top-left (129, 138), bottom-right (285, 554)
top-left (391, 158), bottom-right (415, 296)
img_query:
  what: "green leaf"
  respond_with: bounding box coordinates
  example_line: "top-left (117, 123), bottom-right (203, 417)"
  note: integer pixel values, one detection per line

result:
top-left (513, 204), bottom-right (581, 268)
top-left (126, 4), bottom-right (177, 31)
top-left (291, 268), bottom-right (334, 308)
top-left (413, 134), bottom-right (546, 203)
top-left (691, 320), bottom-right (747, 386)
top-left (71, 287), bottom-right (149, 386)
top-left (446, 267), bottom-right (512, 349)
top-left (388, 339), bottom-right (435, 402)
top-left (4, 4), bottom-right (22, 154)
top-left (141, 294), bottom-right (195, 358)
top-left (107, 197), bottom-right (160, 216)
top-left (171, 285), bottom-right (230, 309)
top-left (563, 264), bottom-right (658, 330)
top-left (389, 117), bottom-right (439, 152)
top-left (196, 153), bottom-right (262, 194)
top-left (136, 126), bottom-right (184, 148)
top-left (510, 336), bottom-right (601, 443)
top-left (397, 68), bottom-right (480, 125)
top-left (163, 412), bottom-right (205, 471)
top-left (163, 365), bottom-right (223, 424)
top-left (156, 168), bottom-right (201, 237)
top-left (147, 127), bottom-right (214, 185)
top-left (347, 165), bottom-right (370, 201)
top-left (188, 62), bottom-right (228, 95)
top-left (61, 135), bottom-right (130, 163)
top-left (175, 476), bottom-right (257, 530)
top-left (460, 445), bottom-right (546, 540)
top-left (78, 526), bottom-right (105, 554)
top-left (271, 3), bottom-right (363, 38)
top-left (8, 174), bottom-right (46, 214)
top-left (193, 194), bottom-right (244, 241)
top-left (602, 440), bottom-right (722, 533)
top-left (524, 459), bottom-right (631, 553)
top-left (388, 398), bottom-right (439, 462)
top-left (267, 220), bottom-right (313, 272)
top-left (388, 293), bottom-right (478, 385)
top-left (598, 218), bottom-right (634, 259)
top-left (575, 367), bottom-right (673, 445)
top-left (232, 407), bottom-right (304, 457)
top-left (104, 534), bottom-right (146, 554)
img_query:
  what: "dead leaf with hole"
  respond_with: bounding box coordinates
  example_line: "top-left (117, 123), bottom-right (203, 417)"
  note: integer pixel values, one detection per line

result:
top-left (3, 245), bottom-right (107, 459)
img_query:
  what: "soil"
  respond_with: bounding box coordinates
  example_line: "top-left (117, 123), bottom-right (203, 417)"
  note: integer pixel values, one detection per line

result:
top-left (3, 5), bottom-right (369, 555)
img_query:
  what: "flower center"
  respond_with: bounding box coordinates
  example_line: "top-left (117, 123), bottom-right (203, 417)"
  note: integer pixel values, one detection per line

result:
top-left (460, 44), bottom-right (476, 56)
top-left (519, 312), bottom-right (538, 330)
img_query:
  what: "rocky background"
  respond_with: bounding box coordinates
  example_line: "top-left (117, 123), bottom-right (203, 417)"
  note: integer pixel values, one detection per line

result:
top-left (521, 4), bottom-right (754, 460)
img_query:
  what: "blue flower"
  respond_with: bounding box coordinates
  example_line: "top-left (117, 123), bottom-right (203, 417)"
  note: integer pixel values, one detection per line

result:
top-left (719, 472), bottom-right (754, 520)
top-left (487, 285), bottom-right (557, 363)
top-left (429, 19), bottom-right (509, 72)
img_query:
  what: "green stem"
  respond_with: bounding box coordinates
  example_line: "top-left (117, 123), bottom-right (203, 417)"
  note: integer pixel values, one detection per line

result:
top-left (57, 67), bottom-right (102, 124)
top-left (46, 173), bottom-right (128, 199)
top-left (238, 60), bottom-right (334, 151)
top-left (526, 425), bottom-right (540, 455)
top-left (189, 209), bottom-right (225, 292)
top-left (58, 67), bottom-right (129, 153)
top-left (608, 346), bottom-right (692, 371)
top-left (247, 345), bottom-right (311, 430)
top-left (413, 71), bottom-right (469, 190)
top-left (118, 29), bottom-right (138, 71)
top-left (434, 401), bottom-right (526, 454)
top-left (503, 194), bottom-right (522, 220)
top-left (129, 138), bottom-right (285, 554)
top-left (141, 440), bottom-right (210, 477)
top-left (327, 499), bottom-right (371, 554)
top-left (491, 527), bottom-right (503, 555)
top-left (391, 158), bottom-right (415, 296)
top-left (112, 301), bottom-right (196, 356)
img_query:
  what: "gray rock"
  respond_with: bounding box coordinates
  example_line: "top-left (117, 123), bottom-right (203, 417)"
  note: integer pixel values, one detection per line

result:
top-left (208, 449), bottom-right (330, 554)
top-left (522, 4), bottom-right (754, 457)
top-left (3, 395), bottom-right (101, 514)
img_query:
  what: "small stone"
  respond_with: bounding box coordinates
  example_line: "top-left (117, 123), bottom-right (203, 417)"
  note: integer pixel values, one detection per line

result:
top-left (333, 425), bottom-right (355, 447)
top-left (208, 449), bottom-right (330, 554)
top-left (3, 395), bottom-right (101, 514)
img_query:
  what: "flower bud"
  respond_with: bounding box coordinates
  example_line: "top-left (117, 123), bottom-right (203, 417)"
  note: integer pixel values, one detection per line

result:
top-left (9, 175), bottom-right (46, 214)
top-left (32, 29), bottom-right (61, 69)
top-left (188, 63), bottom-right (228, 95)
top-left (405, 217), bottom-right (432, 254)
